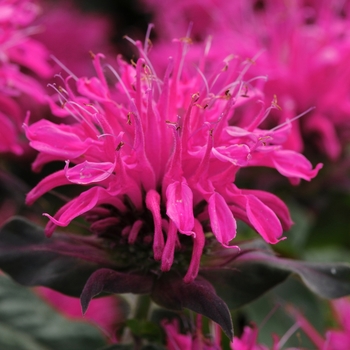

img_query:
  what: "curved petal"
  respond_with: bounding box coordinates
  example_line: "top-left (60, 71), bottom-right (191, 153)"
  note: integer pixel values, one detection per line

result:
top-left (65, 160), bottom-right (115, 184)
top-left (25, 119), bottom-right (93, 158)
top-left (208, 192), bottom-right (236, 246)
top-left (26, 170), bottom-right (70, 205)
top-left (241, 189), bottom-right (293, 231)
top-left (244, 195), bottom-right (284, 244)
top-left (166, 180), bottom-right (194, 235)
top-left (44, 187), bottom-right (126, 236)
top-left (271, 150), bottom-right (323, 182)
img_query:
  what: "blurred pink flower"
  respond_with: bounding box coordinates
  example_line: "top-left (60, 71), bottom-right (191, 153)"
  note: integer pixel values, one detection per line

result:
top-left (25, 36), bottom-right (320, 282)
top-left (231, 323), bottom-right (300, 350)
top-left (231, 325), bottom-right (273, 350)
top-left (34, 0), bottom-right (115, 77)
top-left (143, 0), bottom-right (350, 160)
top-left (292, 297), bottom-right (350, 350)
top-left (163, 316), bottom-right (221, 350)
top-left (36, 287), bottom-right (122, 341)
top-left (0, 0), bottom-right (50, 155)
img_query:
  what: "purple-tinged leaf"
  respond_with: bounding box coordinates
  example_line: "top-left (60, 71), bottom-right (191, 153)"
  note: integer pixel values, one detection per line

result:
top-left (201, 241), bottom-right (350, 310)
top-left (200, 265), bottom-right (289, 310)
top-left (151, 272), bottom-right (233, 340)
top-left (0, 217), bottom-right (114, 296)
top-left (235, 249), bottom-right (350, 298)
top-left (280, 260), bottom-right (350, 299)
top-left (81, 268), bottom-right (154, 314)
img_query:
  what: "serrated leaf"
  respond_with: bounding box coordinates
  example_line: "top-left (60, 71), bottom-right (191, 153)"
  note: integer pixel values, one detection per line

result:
top-left (151, 272), bottom-right (233, 340)
top-left (0, 275), bottom-right (106, 350)
top-left (81, 268), bottom-right (153, 313)
top-left (0, 217), bottom-right (114, 296)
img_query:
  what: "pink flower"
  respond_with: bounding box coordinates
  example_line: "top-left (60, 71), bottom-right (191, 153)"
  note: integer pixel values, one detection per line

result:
top-left (291, 297), bottom-right (350, 350)
top-left (231, 325), bottom-right (273, 350)
top-left (0, 0), bottom-right (50, 155)
top-left (25, 35), bottom-right (320, 281)
top-left (143, 0), bottom-right (350, 160)
top-left (231, 323), bottom-right (300, 350)
top-left (36, 287), bottom-right (122, 340)
top-left (163, 315), bottom-right (221, 350)
top-left (34, 0), bottom-right (115, 77)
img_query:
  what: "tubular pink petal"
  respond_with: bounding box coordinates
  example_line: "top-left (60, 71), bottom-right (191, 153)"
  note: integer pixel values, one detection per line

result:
top-left (25, 119), bottom-right (94, 158)
top-left (65, 160), bottom-right (115, 184)
top-left (241, 189), bottom-right (293, 231)
top-left (161, 219), bottom-right (177, 272)
top-left (90, 217), bottom-right (120, 235)
top-left (271, 150), bottom-right (323, 182)
top-left (26, 170), bottom-right (71, 205)
top-left (32, 152), bottom-right (63, 172)
top-left (44, 187), bottom-right (127, 235)
top-left (43, 187), bottom-right (103, 230)
top-left (146, 189), bottom-right (164, 261)
top-left (305, 112), bottom-right (341, 161)
top-left (77, 77), bottom-right (110, 102)
top-left (184, 219), bottom-right (205, 283)
top-left (128, 220), bottom-right (143, 244)
top-left (166, 180), bottom-right (195, 235)
top-left (211, 144), bottom-right (250, 166)
top-left (208, 192), bottom-right (236, 246)
top-left (244, 194), bottom-right (284, 244)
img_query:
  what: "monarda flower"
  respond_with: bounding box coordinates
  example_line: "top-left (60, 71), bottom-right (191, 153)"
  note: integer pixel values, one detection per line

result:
top-left (143, 0), bottom-right (350, 160)
top-left (162, 315), bottom-right (222, 350)
top-left (0, 0), bottom-right (50, 155)
top-left (291, 297), bottom-right (350, 350)
top-left (36, 287), bottom-right (122, 340)
top-left (24, 35), bottom-right (321, 283)
top-left (35, 0), bottom-right (115, 78)
top-left (231, 323), bottom-right (300, 350)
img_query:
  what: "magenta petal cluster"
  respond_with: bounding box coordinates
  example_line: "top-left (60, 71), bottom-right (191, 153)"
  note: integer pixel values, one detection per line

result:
top-left (162, 317), bottom-right (221, 350)
top-left (143, 0), bottom-right (350, 160)
top-left (0, 0), bottom-right (50, 155)
top-left (292, 297), bottom-right (350, 350)
top-left (230, 324), bottom-right (301, 350)
top-left (25, 37), bottom-right (321, 281)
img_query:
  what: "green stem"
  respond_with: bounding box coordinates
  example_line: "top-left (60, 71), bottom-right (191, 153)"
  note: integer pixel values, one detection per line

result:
top-left (134, 294), bottom-right (151, 320)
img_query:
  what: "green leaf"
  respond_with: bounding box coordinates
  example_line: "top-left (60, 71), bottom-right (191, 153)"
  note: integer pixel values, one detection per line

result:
top-left (97, 345), bottom-right (133, 350)
top-left (201, 240), bottom-right (350, 310)
top-left (200, 264), bottom-right (289, 310)
top-left (285, 260), bottom-right (350, 298)
top-left (0, 217), bottom-right (113, 296)
top-left (242, 278), bottom-right (327, 349)
top-left (126, 319), bottom-right (163, 342)
top-left (141, 345), bottom-right (166, 350)
top-left (0, 275), bottom-right (106, 350)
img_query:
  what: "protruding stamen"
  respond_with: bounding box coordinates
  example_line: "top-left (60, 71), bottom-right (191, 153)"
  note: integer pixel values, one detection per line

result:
top-left (270, 106), bottom-right (315, 132)
top-left (50, 55), bottom-right (78, 81)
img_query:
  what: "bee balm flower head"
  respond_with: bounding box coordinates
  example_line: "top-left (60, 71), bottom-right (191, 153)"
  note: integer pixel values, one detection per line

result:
top-left (25, 34), bottom-right (321, 282)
